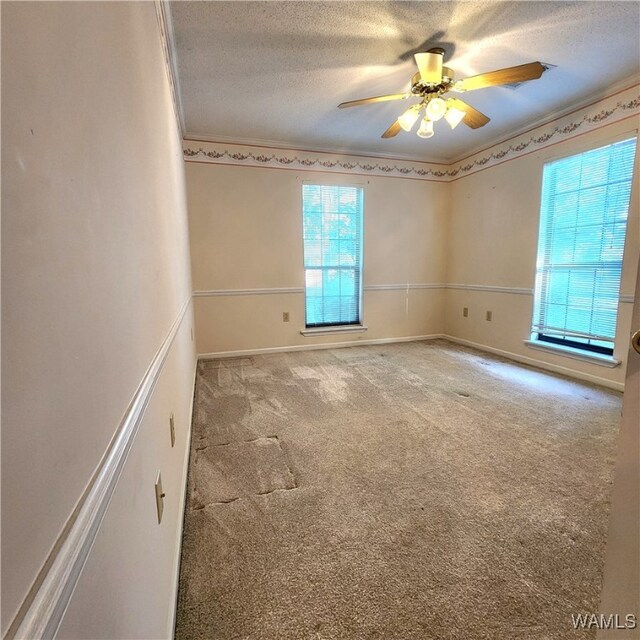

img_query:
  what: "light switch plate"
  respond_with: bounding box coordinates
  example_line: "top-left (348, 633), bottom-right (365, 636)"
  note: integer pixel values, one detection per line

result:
top-left (155, 471), bottom-right (165, 524)
top-left (170, 413), bottom-right (175, 448)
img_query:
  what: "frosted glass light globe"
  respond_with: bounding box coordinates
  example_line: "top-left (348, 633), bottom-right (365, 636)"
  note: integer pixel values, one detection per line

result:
top-left (426, 97), bottom-right (447, 121)
top-left (445, 106), bottom-right (466, 129)
top-left (417, 118), bottom-right (434, 139)
top-left (398, 104), bottom-right (422, 132)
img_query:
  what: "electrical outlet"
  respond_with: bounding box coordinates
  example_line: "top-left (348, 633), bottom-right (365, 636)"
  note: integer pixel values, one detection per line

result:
top-left (463, 307), bottom-right (469, 317)
top-left (155, 471), bottom-right (165, 524)
top-left (486, 310), bottom-right (493, 321)
top-left (169, 413), bottom-right (175, 448)
top-left (283, 311), bottom-right (290, 322)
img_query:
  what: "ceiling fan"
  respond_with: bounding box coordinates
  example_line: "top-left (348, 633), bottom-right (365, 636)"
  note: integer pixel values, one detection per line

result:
top-left (338, 48), bottom-right (546, 139)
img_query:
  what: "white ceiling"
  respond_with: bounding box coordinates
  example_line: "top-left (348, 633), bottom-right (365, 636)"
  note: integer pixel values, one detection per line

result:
top-left (169, 1), bottom-right (640, 162)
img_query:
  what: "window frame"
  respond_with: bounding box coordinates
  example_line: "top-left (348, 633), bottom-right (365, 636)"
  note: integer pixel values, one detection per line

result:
top-left (529, 134), bottom-right (637, 360)
top-left (300, 181), bottom-right (365, 332)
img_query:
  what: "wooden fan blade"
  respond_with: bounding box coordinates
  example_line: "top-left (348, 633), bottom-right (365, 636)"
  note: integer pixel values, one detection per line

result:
top-left (338, 93), bottom-right (411, 109)
top-left (456, 61), bottom-right (545, 92)
top-left (381, 120), bottom-right (402, 138)
top-left (448, 98), bottom-right (490, 129)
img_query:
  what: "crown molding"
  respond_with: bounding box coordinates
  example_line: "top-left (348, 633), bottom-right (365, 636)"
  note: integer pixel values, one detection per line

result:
top-left (155, 0), bottom-right (186, 137)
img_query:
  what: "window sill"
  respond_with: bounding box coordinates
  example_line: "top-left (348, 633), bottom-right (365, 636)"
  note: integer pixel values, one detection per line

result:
top-left (300, 325), bottom-right (368, 337)
top-left (524, 339), bottom-right (620, 368)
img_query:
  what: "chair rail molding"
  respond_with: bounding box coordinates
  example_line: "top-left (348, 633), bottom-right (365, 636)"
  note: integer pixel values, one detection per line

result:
top-left (446, 284), bottom-right (534, 295)
top-left (192, 283), bottom-right (536, 297)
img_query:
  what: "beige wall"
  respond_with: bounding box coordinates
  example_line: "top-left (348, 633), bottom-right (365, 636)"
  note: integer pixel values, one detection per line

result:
top-left (1, 3), bottom-right (195, 638)
top-left (186, 111), bottom-right (638, 391)
top-left (187, 163), bottom-right (449, 354)
top-left (445, 119), bottom-right (639, 389)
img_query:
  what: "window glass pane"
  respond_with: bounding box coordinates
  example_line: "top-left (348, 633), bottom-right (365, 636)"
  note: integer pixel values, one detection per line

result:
top-left (547, 271), bottom-right (570, 304)
top-left (339, 241), bottom-right (356, 266)
top-left (304, 239), bottom-right (322, 267)
top-left (580, 146), bottom-right (609, 187)
top-left (532, 137), bottom-right (636, 354)
top-left (306, 298), bottom-right (323, 326)
top-left (323, 239), bottom-right (341, 266)
top-left (303, 185), bottom-right (363, 327)
top-left (553, 192), bottom-right (579, 229)
top-left (340, 269), bottom-right (356, 297)
top-left (305, 269), bottom-right (323, 296)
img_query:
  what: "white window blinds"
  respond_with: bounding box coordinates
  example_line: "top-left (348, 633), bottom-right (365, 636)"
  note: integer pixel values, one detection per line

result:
top-left (302, 184), bottom-right (363, 327)
top-left (532, 137), bottom-right (637, 354)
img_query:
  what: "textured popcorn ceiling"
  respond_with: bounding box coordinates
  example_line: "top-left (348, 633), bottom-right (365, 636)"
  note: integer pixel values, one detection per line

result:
top-left (169, 1), bottom-right (640, 161)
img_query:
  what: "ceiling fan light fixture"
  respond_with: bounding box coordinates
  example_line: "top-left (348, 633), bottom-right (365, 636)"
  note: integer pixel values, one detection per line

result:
top-left (398, 104), bottom-right (422, 132)
top-left (426, 97), bottom-right (447, 121)
top-left (338, 50), bottom-right (544, 140)
top-left (416, 117), bottom-right (434, 139)
top-left (444, 104), bottom-right (466, 129)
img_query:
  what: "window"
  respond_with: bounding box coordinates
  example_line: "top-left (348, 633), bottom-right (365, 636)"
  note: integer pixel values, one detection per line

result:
top-left (302, 184), bottom-right (363, 328)
top-left (531, 137), bottom-right (637, 356)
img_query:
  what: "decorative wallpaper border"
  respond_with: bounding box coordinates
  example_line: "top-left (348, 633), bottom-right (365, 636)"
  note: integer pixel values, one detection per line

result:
top-left (183, 84), bottom-right (639, 181)
top-left (183, 147), bottom-right (447, 180)
top-left (452, 90), bottom-right (639, 179)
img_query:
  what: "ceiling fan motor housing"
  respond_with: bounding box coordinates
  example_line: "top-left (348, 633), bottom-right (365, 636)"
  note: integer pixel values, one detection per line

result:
top-left (411, 67), bottom-right (455, 97)
top-left (414, 47), bottom-right (448, 84)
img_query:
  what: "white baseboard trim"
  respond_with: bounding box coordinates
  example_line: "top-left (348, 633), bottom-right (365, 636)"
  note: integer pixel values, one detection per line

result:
top-left (168, 357), bottom-right (197, 638)
top-left (9, 296), bottom-right (193, 640)
top-left (442, 334), bottom-right (624, 392)
top-left (199, 333), bottom-right (624, 391)
top-left (198, 333), bottom-right (446, 359)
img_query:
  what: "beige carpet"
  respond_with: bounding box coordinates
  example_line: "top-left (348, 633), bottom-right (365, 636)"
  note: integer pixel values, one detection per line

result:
top-left (175, 339), bottom-right (621, 640)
